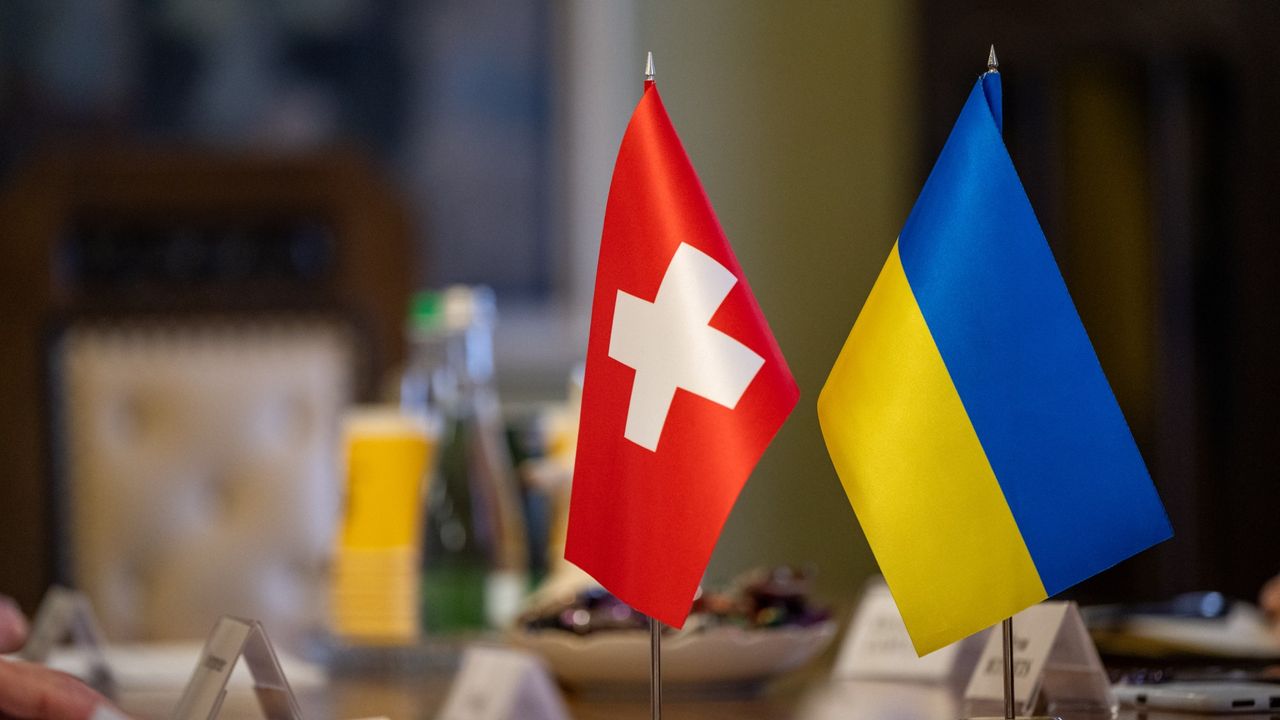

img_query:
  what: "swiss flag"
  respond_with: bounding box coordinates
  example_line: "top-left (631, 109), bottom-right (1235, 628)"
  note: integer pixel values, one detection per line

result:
top-left (565, 79), bottom-right (799, 627)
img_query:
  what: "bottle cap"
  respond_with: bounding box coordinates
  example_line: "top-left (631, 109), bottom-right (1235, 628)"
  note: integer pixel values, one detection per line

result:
top-left (408, 285), bottom-right (496, 335)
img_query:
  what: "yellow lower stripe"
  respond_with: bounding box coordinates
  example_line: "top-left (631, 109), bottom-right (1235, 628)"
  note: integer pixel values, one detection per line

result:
top-left (818, 243), bottom-right (1046, 655)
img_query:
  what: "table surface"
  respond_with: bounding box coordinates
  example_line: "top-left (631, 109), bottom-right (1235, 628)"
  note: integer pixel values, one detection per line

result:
top-left (113, 665), bottom-right (1280, 720)
top-left (117, 671), bottom-right (810, 720)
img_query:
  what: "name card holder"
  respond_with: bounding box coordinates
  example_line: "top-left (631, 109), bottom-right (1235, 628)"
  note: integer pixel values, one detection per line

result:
top-left (963, 602), bottom-right (1114, 718)
top-left (172, 616), bottom-right (301, 720)
top-left (436, 646), bottom-right (570, 720)
top-left (834, 578), bottom-right (983, 687)
top-left (20, 586), bottom-right (115, 697)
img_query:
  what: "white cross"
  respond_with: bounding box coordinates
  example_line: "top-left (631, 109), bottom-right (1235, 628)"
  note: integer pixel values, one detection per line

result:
top-left (608, 242), bottom-right (765, 452)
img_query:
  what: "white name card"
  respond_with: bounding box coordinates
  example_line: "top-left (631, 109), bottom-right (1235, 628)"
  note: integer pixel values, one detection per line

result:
top-left (172, 616), bottom-right (301, 720)
top-left (20, 586), bottom-right (115, 697)
top-left (834, 578), bottom-right (981, 685)
top-left (963, 601), bottom-right (1115, 717)
top-left (436, 646), bottom-right (569, 720)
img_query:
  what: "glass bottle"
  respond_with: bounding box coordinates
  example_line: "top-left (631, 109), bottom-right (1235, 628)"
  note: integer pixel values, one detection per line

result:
top-left (401, 286), bottom-right (528, 632)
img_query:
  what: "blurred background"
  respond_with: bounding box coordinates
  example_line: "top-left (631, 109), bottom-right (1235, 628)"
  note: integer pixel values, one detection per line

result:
top-left (0, 0), bottom-right (1276, 635)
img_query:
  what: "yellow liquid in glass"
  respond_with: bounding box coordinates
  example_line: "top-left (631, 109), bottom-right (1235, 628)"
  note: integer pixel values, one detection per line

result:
top-left (340, 411), bottom-right (436, 548)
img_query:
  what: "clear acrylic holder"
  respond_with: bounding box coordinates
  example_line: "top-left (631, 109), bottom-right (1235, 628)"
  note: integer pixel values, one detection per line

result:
top-left (20, 586), bottom-right (115, 698)
top-left (171, 616), bottom-right (302, 720)
top-left (962, 603), bottom-right (1115, 720)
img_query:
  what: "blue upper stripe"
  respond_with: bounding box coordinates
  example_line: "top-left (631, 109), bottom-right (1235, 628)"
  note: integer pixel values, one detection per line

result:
top-left (897, 78), bottom-right (1172, 595)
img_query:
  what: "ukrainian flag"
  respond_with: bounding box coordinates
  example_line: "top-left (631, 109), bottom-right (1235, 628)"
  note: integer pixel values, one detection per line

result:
top-left (818, 70), bottom-right (1172, 655)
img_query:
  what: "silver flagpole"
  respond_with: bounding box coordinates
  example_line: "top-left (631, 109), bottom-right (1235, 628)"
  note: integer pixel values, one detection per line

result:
top-left (988, 43), bottom-right (1018, 717)
top-left (644, 48), bottom-right (661, 720)
top-left (986, 43), bottom-right (1015, 720)
top-left (650, 615), bottom-right (662, 720)
top-left (1002, 617), bottom-right (1016, 719)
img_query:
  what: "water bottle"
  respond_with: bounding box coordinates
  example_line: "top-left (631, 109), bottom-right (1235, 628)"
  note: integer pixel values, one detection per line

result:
top-left (401, 286), bottom-right (528, 632)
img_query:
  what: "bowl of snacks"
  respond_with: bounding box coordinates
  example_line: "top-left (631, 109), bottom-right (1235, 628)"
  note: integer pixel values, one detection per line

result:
top-left (508, 566), bottom-right (836, 691)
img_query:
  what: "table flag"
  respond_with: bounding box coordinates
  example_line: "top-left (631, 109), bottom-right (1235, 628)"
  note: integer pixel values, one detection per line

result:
top-left (818, 70), bottom-right (1172, 655)
top-left (566, 78), bottom-right (799, 628)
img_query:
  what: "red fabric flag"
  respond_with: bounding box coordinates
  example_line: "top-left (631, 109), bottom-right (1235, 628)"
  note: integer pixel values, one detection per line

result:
top-left (565, 81), bottom-right (799, 627)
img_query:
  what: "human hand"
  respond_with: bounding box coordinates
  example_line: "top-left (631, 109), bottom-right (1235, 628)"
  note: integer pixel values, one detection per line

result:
top-left (0, 594), bottom-right (130, 720)
top-left (0, 659), bottom-right (125, 720)
top-left (0, 595), bottom-right (28, 653)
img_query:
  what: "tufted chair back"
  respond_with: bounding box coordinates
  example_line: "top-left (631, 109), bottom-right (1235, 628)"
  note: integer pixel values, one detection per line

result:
top-left (49, 316), bottom-right (355, 648)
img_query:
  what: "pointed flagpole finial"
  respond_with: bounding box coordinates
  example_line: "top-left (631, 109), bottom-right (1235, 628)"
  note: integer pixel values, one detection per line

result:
top-left (987, 45), bottom-right (999, 73)
top-left (644, 51), bottom-right (655, 83)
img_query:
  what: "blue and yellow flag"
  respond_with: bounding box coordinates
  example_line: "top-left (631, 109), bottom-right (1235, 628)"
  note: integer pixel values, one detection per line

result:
top-left (818, 70), bottom-right (1172, 655)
